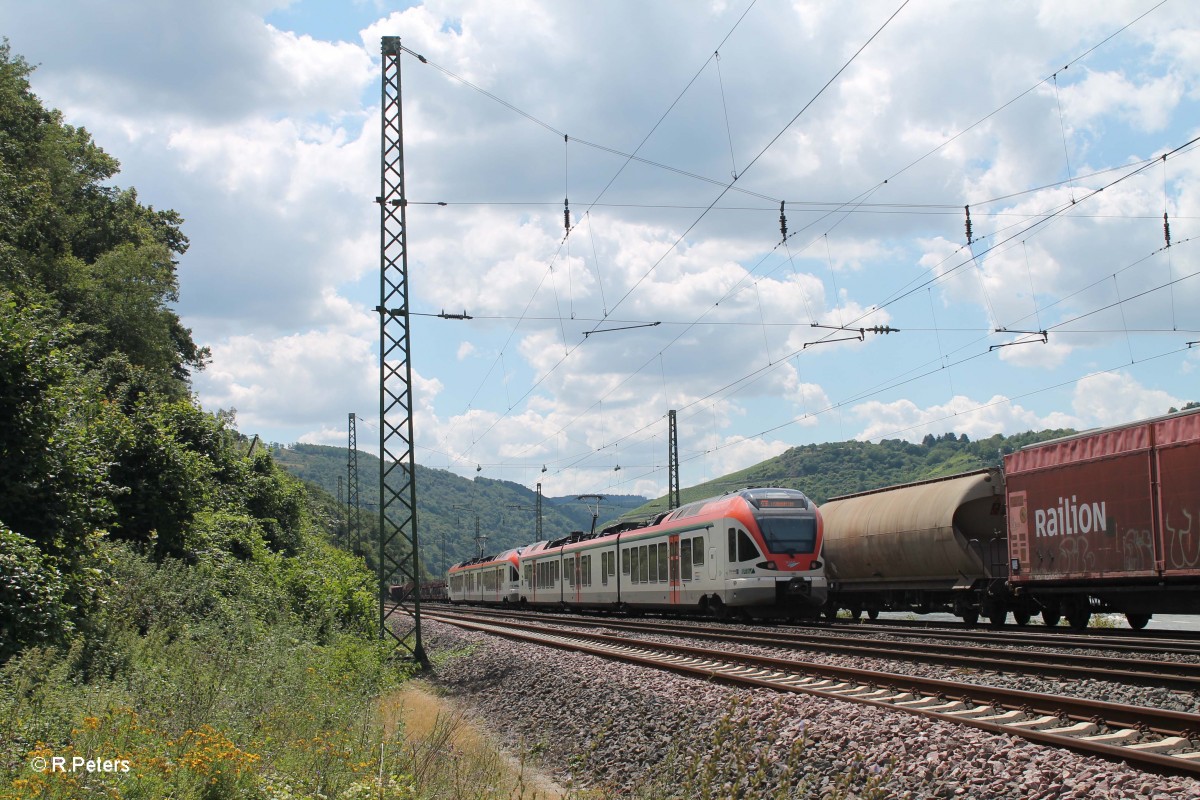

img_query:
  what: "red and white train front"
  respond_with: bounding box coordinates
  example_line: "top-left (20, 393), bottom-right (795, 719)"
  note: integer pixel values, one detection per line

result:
top-left (710, 487), bottom-right (826, 613)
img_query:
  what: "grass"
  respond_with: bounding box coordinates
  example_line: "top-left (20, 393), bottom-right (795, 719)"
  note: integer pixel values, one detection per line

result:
top-left (0, 540), bottom-right (577, 800)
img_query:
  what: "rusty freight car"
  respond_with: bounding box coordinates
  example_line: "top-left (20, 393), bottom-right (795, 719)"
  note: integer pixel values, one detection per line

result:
top-left (1006, 407), bottom-right (1200, 629)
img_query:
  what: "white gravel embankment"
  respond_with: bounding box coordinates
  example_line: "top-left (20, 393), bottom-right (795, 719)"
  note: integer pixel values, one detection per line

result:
top-left (425, 619), bottom-right (1199, 799)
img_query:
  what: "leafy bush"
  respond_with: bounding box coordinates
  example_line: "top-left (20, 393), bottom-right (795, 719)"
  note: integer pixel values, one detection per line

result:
top-left (0, 526), bottom-right (74, 659)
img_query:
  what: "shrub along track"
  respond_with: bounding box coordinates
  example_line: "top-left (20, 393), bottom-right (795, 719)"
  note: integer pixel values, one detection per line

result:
top-left (424, 607), bottom-right (1200, 779)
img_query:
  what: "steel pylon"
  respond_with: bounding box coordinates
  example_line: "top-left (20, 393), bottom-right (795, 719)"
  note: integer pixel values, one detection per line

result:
top-left (376, 36), bottom-right (425, 663)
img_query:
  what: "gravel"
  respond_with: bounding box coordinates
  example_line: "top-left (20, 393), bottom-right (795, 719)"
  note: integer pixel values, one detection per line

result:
top-left (425, 618), bottom-right (1200, 799)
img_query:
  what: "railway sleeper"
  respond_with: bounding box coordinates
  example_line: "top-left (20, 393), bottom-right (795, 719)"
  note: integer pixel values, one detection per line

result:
top-left (942, 704), bottom-right (996, 718)
top-left (923, 700), bottom-right (972, 713)
top-left (893, 696), bottom-right (950, 709)
top-left (1123, 736), bottom-right (1190, 754)
top-left (1047, 721), bottom-right (1101, 737)
top-left (1005, 714), bottom-right (1063, 730)
top-left (878, 692), bottom-right (915, 703)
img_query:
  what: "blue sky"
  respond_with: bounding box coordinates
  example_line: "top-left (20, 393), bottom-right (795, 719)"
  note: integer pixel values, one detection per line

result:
top-left (4, 0), bottom-right (1198, 498)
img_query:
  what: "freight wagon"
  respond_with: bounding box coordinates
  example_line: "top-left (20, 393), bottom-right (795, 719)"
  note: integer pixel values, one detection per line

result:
top-left (822, 407), bottom-right (1200, 629)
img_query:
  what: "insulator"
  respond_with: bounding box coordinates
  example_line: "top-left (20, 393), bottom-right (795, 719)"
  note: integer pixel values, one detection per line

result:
top-left (964, 205), bottom-right (973, 245)
top-left (1164, 212), bottom-right (1171, 248)
top-left (564, 198), bottom-right (570, 233)
top-left (779, 201), bottom-right (787, 242)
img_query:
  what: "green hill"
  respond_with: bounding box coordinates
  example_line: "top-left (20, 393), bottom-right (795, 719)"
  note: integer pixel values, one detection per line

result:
top-left (621, 429), bottom-right (1077, 521)
top-left (273, 444), bottom-right (647, 572)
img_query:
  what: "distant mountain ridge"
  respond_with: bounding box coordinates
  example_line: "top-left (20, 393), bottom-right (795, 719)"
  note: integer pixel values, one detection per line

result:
top-left (273, 444), bottom-right (647, 571)
top-left (619, 429), bottom-right (1079, 521)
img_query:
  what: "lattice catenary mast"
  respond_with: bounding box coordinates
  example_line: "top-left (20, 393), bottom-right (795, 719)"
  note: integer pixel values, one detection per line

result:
top-left (668, 409), bottom-right (681, 510)
top-left (376, 36), bottom-right (425, 663)
top-left (347, 412), bottom-right (361, 554)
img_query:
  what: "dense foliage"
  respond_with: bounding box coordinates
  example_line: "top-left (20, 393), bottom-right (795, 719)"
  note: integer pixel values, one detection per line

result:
top-left (0, 42), bottom-right (409, 799)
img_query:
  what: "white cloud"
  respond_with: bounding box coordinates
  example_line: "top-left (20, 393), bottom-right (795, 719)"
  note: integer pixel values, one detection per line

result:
top-left (852, 394), bottom-right (1081, 443)
top-left (1070, 372), bottom-right (1182, 427)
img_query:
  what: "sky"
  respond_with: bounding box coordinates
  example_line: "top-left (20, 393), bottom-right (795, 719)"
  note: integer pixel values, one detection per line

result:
top-left (4, 0), bottom-right (1199, 499)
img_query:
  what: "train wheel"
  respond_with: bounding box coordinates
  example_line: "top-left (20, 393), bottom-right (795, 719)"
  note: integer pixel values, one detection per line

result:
top-left (824, 604), bottom-right (839, 622)
top-left (1125, 612), bottom-right (1152, 630)
top-left (849, 606), bottom-right (863, 622)
top-left (867, 609), bottom-right (879, 621)
top-left (988, 610), bottom-right (1007, 627)
top-left (961, 609), bottom-right (979, 626)
top-left (1041, 609), bottom-right (1061, 627)
top-left (1066, 605), bottom-right (1091, 630)
top-left (1012, 610), bottom-right (1031, 626)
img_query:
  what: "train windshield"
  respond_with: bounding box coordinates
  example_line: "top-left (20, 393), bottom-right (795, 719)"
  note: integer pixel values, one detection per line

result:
top-left (756, 515), bottom-right (817, 555)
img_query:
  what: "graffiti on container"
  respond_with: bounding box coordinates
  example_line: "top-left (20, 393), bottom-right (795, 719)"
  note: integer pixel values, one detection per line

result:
top-left (1058, 536), bottom-right (1097, 573)
top-left (1121, 528), bottom-right (1154, 571)
top-left (1166, 508), bottom-right (1198, 570)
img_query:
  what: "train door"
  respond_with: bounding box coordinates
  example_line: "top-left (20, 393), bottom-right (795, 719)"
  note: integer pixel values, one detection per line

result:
top-left (668, 535), bottom-right (681, 605)
top-left (708, 531), bottom-right (718, 580)
top-left (573, 553), bottom-right (582, 604)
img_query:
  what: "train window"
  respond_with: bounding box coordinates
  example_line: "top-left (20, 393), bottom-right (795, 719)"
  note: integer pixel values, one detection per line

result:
top-left (601, 552), bottom-right (609, 585)
top-left (581, 554), bottom-right (592, 587)
top-left (680, 539), bottom-right (692, 581)
top-left (658, 542), bottom-right (668, 582)
top-left (511, 566), bottom-right (519, 582)
top-left (640, 545), bottom-right (650, 584)
top-left (756, 516), bottom-right (817, 555)
top-left (728, 528), bottom-right (737, 562)
top-left (646, 544), bottom-right (657, 583)
top-left (566, 558), bottom-right (574, 587)
top-left (737, 530), bottom-right (759, 562)
top-left (553, 560), bottom-right (559, 585)
top-left (630, 547), bottom-right (640, 584)
top-left (693, 537), bottom-right (704, 566)
top-left (622, 549), bottom-right (630, 575)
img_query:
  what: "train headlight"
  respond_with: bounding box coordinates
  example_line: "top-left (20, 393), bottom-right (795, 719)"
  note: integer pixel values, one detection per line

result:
top-left (756, 560), bottom-right (778, 570)
top-left (810, 559), bottom-right (822, 570)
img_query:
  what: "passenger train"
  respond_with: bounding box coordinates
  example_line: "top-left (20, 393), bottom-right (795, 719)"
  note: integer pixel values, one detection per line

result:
top-left (447, 487), bottom-right (827, 618)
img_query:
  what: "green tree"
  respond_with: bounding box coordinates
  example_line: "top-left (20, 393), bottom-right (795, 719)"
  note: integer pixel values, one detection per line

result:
top-left (0, 40), bottom-right (208, 395)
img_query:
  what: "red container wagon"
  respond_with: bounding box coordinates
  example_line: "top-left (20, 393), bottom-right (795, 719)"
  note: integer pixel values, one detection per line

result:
top-left (1005, 406), bottom-right (1200, 629)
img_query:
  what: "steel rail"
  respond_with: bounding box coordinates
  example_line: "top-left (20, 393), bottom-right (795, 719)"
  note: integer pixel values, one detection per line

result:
top-left (826, 618), bottom-right (1200, 654)
top-left (427, 604), bottom-right (1200, 690)
top-left (425, 600), bottom-right (1200, 657)
top-left (425, 610), bottom-right (1200, 778)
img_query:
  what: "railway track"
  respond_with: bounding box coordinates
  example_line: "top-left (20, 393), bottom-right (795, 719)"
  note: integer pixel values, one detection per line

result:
top-left (425, 607), bottom-right (1200, 778)
top-left (816, 618), bottom-right (1200, 657)
top-left (425, 604), bottom-right (1200, 691)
